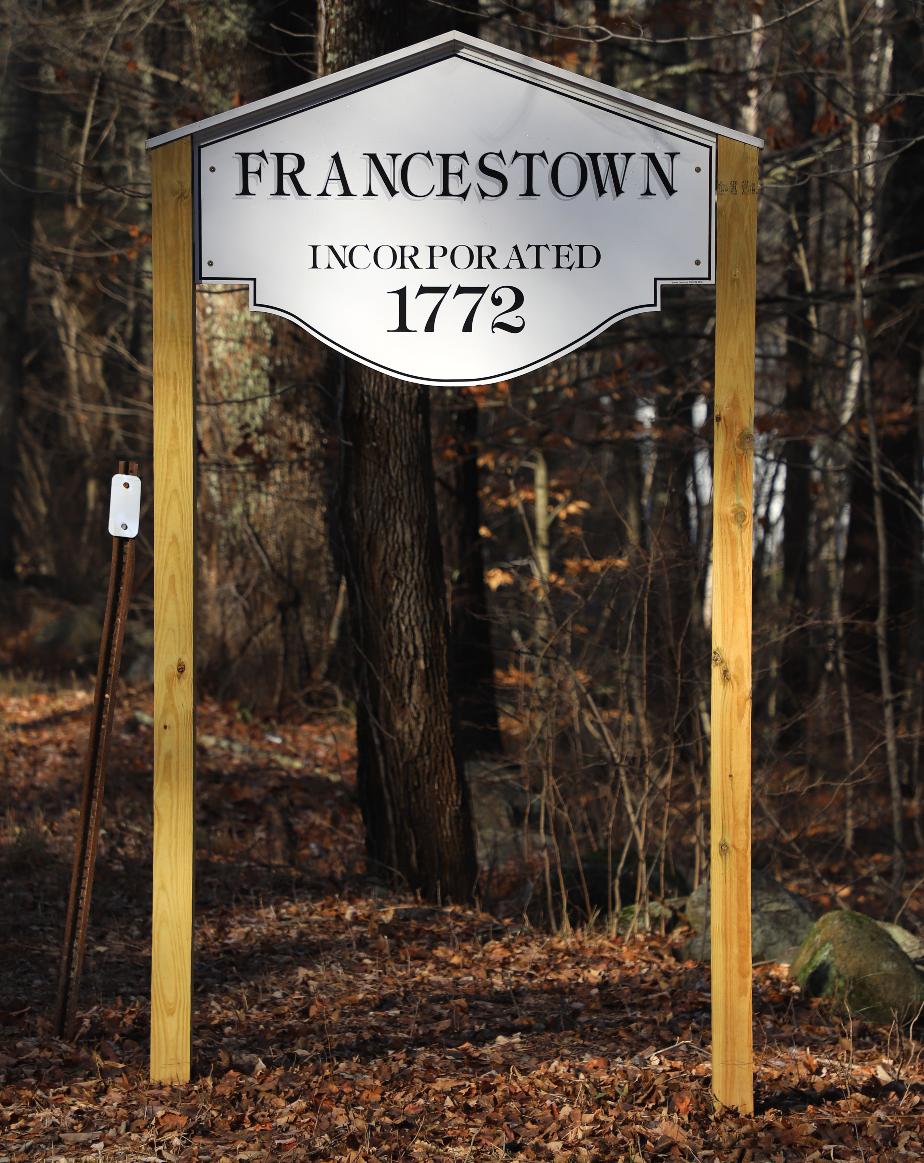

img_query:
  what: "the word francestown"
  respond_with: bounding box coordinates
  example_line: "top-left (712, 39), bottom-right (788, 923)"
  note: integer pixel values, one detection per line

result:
top-left (233, 149), bottom-right (682, 201)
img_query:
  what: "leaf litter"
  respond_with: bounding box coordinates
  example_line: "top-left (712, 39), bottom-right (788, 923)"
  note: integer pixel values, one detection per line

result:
top-left (1, 686), bottom-right (922, 1160)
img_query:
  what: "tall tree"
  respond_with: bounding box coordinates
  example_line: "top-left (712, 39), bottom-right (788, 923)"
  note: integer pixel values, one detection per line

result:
top-left (318, 0), bottom-right (477, 901)
top-left (445, 396), bottom-right (502, 758)
top-left (875, 0), bottom-right (924, 841)
top-left (779, 48), bottom-right (817, 727)
top-left (0, 18), bottom-right (38, 580)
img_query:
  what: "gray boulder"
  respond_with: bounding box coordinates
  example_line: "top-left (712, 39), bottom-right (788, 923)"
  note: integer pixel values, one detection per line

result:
top-left (123, 622), bottom-right (155, 682)
top-left (34, 604), bottom-right (101, 670)
top-left (466, 759), bottom-right (543, 867)
top-left (875, 921), bottom-right (924, 967)
top-left (793, 910), bottom-right (924, 1025)
top-left (682, 869), bottom-right (816, 963)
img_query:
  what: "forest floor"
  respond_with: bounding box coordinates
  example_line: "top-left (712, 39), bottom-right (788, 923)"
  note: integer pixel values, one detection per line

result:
top-left (1, 681), bottom-right (923, 1162)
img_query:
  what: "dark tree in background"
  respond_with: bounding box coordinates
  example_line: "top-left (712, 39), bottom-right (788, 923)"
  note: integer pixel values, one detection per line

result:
top-left (446, 396), bottom-right (502, 758)
top-left (318, 0), bottom-right (477, 902)
top-left (0, 0), bottom-right (921, 920)
top-left (0, 14), bottom-right (37, 581)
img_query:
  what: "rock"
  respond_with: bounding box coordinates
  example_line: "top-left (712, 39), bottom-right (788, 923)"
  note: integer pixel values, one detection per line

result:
top-left (616, 898), bottom-right (682, 934)
top-left (557, 851), bottom-right (688, 923)
top-left (466, 758), bottom-right (542, 867)
top-left (123, 622), bottom-right (155, 682)
top-left (34, 604), bottom-right (101, 670)
top-left (793, 910), bottom-right (924, 1025)
top-left (875, 921), bottom-right (924, 966)
top-left (681, 870), bottom-right (816, 963)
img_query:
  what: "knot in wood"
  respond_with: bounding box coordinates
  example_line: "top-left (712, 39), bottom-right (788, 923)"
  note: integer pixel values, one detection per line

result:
top-left (176, 659), bottom-right (186, 675)
top-left (719, 839), bottom-right (730, 856)
top-left (712, 648), bottom-right (731, 683)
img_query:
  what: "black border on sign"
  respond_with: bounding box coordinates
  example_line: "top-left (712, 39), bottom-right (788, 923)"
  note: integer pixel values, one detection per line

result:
top-left (193, 54), bottom-right (716, 387)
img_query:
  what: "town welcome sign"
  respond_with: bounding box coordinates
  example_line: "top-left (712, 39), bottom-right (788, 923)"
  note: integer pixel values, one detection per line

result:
top-left (146, 31), bottom-right (761, 1112)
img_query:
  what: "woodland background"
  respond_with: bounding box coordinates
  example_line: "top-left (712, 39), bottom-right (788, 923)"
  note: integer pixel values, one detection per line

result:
top-left (2, 1), bottom-right (924, 1158)
top-left (1, 0), bottom-right (923, 923)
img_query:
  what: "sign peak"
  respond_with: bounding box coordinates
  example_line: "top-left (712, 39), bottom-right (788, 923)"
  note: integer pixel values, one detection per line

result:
top-left (146, 31), bottom-right (762, 152)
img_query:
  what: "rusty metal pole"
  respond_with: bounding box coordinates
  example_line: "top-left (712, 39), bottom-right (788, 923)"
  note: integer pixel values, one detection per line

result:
top-left (54, 459), bottom-right (140, 1039)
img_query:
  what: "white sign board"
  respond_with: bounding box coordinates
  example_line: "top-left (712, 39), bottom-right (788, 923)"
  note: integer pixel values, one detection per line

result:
top-left (188, 40), bottom-right (719, 385)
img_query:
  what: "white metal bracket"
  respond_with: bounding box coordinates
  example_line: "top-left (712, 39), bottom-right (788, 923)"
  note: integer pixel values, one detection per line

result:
top-left (108, 473), bottom-right (141, 539)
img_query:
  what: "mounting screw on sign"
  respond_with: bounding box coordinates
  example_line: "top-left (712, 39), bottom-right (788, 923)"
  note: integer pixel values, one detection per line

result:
top-left (108, 473), bottom-right (141, 538)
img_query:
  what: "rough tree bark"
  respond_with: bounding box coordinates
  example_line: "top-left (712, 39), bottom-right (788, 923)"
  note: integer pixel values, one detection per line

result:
top-left (779, 62), bottom-right (817, 725)
top-left (0, 26), bottom-right (38, 580)
top-left (876, 0), bottom-right (924, 846)
top-left (446, 399), bottom-right (502, 757)
top-left (319, 1), bottom-right (477, 901)
top-left (836, 0), bottom-right (902, 891)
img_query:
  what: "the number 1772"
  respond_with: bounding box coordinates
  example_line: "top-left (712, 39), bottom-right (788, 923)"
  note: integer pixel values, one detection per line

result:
top-left (387, 285), bottom-right (525, 334)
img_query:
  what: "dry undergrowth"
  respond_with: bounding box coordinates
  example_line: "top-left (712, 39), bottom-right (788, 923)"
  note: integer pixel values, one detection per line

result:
top-left (1, 684), bottom-right (922, 1161)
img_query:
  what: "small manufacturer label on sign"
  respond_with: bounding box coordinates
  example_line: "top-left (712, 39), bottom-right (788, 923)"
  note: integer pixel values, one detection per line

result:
top-left (108, 474), bottom-right (141, 539)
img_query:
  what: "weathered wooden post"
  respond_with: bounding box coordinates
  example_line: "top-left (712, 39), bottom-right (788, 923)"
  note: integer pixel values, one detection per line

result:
top-left (710, 137), bottom-right (759, 1114)
top-left (151, 136), bottom-right (196, 1084)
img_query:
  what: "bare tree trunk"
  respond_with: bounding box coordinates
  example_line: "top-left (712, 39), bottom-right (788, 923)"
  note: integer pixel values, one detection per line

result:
top-left (779, 62), bottom-right (817, 734)
top-left (0, 27), bottom-right (38, 580)
top-left (532, 450), bottom-right (552, 659)
top-left (876, 0), bottom-right (924, 851)
top-left (337, 366), bottom-right (477, 899)
top-left (446, 399), bottom-right (502, 757)
top-left (837, 0), bottom-right (903, 894)
top-left (913, 358), bottom-right (924, 849)
top-left (319, 1), bottom-right (477, 900)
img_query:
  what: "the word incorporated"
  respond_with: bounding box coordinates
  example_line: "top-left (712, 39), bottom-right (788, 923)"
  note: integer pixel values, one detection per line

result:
top-left (306, 242), bottom-right (602, 271)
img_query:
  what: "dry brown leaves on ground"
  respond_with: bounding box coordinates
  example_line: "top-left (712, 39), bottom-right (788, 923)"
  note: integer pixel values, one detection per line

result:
top-left (1, 685), bottom-right (922, 1160)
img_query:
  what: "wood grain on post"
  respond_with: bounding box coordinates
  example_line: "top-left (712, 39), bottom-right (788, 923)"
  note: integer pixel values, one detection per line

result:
top-left (710, 136), bottom-right (758, 1115)
top-left (151, 136), bottom-right (196, 1084)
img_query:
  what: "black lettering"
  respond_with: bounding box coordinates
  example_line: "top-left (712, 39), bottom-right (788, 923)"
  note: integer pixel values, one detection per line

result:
top-left (373, 244), bottom-right (398, 269)
top-left (511, 150), bottom-right (549, 197)
top-left (642, 152), bottom-right (678, 196)
top-left (438, 151), bottom-right (471, 200)
top-left (400, 152), bottom-right (435, 198)
top-left (491, 286), bottom-right (526, 333)
top-left (588, 152), bottom-right (634, 197)
top-left (576, 244), bottom-right (601, 269)
top-left (236, 150), bottom-right (268, 196)
top-left (450, 244), bottom-right (475, 268)
top-left (318, 152), bottom-right (354, 197)
top-left (365, 152), bottom-right (400, 197)
top-left (453, 285), bottom-right (488, 331)
top-left (550, 152), bottom-right (588, 197)
top-left (476, 151), bottom-right (508, 198)
top-left (272, 152), bottom-right (308, 196)
top-left (387, 286), bottom-right (413, 332)
top-left (348, 244), bottom-right (371, 269)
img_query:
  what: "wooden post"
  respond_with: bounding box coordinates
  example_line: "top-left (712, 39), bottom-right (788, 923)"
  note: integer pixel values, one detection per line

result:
top-left (151, 137), bottom-right (196, 1084)
top-left (710, 135), bottom-right (759, 1114)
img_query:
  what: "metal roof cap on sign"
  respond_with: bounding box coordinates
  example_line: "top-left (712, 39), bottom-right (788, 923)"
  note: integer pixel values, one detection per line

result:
top-left (145, 30), bottom-right (763, 152)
